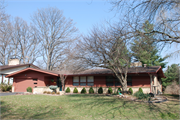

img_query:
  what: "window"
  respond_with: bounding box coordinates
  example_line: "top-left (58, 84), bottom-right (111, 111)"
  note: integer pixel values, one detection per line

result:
top-left (33, 79), bottom-right (37, 81)
top-left (127, 76), bottom-right (132, 86)
top-left (87, 76), bottom-right (94, 86)
top-left (73, 76), bottom-right (94, 86)
top-left (73, 77), bottom-right (79, 86)
top-left (34, 83), bottom-right (37, 84)
top-left (106, 76), bottom-right (122, 86)
top-left (115, 79), bottom-right (121, 86)
top-left (80, 76), bottom-right (86, 86)
top-left (106, 76), bottom-right (114, 86)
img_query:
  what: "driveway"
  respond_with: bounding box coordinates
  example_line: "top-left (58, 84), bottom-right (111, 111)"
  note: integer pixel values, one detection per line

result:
top-left (0, 92), bottom-right (23, 96)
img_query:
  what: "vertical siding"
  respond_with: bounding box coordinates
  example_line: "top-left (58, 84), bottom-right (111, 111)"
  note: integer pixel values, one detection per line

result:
top-left (94, 76), bottom-right (106, 87)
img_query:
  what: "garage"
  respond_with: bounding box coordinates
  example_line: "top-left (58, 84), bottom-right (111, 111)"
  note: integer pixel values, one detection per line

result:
top-left (6, 68), bottom-right (59, 92)
top-left (15, 78), bottom-right (38, 92)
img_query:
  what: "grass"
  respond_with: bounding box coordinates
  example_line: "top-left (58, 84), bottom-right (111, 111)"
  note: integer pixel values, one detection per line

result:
top-left (0, 94), bottom-right (179, 119)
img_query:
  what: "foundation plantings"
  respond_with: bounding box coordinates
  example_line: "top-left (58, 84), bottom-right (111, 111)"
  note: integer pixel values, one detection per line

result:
top-left (26, 87), bottom-right (32, 92)
top-left (65, 87), bottom-right (70, 93)
top-left (98, 87), bottom-right (103, 94)
top-left (128, 88), bottom-right (133, 95)
top-left (89, 87), bottom-right (94, 94)
top-left (73, 87), bottom-right (78, 93)
top-left (81, 87), bottom-right (87, 94)
top-left (108, 87), bottom-right (113, 94)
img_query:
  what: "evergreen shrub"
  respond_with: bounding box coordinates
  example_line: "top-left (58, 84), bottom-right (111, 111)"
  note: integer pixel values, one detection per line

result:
top-left (26, 87), bottom-right (32, 92)
top-left (139, 88), bottom-right (143, 93)
top-left (73, 87), bottom-right (78, 93)
top-left (98, 87), bottom-right (103, 94)
top-left (134, 91), bottom-right (150, 100)
top-left (128, 88), bottom-right (133, 95)
top-left (65, 87), bottom-right (70, 93)
top-left (81, 87), bottom-right (87, 94)
top-left (108, 87), bottom-right (113, 94)
top-left (89, 87), bottom-right (94, 94)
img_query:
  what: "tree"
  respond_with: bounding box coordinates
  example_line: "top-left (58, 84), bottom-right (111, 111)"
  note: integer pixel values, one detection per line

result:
top-left (11, 17), bottom-right (40, 64)
top-left (131, 20), bottom-right (167, 68)
top-left (31, 7), bottom-right (78, 70)
top-left (76, 25), bottom-right (131, 92)
top-left (0, 16), bottom-right (13, 65)
top-left (110, 0), bottom-right (180, 57)
top-left (162, 64), bottom-right (180, 91)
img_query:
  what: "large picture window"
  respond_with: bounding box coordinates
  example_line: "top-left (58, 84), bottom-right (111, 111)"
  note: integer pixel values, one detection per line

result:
top-left (73, 76), bottom-right (94, 86)
top-left (73, 76), bottom-right (79, 86)
top-left (106, 76), bottom-right (131, 86)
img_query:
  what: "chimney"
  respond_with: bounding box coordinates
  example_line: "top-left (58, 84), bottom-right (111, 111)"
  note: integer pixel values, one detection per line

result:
top-left (8, 58), bottom-right (20, 65)
top-left (144, 64), bottom-right (147, 67)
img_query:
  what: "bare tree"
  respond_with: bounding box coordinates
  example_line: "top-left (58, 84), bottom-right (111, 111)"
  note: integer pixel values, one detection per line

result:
top-left (11, 17), bottom-right (40, 64)
top-left (110, 0), bottom-right (180, 56)
top-left (75, 25), bottom-right (132, 91)
top-left (0, 17), bottom-right (13, 65)
top-left (31, 7), bottom-right (78, 70)
top-left (0, 1), bottom-right (13, 65)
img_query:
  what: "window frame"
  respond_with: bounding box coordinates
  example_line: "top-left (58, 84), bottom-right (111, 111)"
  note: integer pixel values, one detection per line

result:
top-left (73, 76), bottom-right (79, 86)
top-left (87, 76), bottom-right (94, 86)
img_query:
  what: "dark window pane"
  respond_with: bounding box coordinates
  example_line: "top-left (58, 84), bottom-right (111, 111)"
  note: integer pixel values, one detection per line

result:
top-left (106, 83), bottom-right (113, 86)
top-left (87, 83), bottom-right (94, 86)
top-left (73, 83), bottom-right (79, 86)
top-left (34, 83), bottom-right (37, 84)
top-left (80, 83), bottom-right (86, 86)
top-left (115, 82), bottom-right (121, 86)
top-left (127, 82), bottom-right (132, 86)
top-left (33, 79), bottom-right (37, 81)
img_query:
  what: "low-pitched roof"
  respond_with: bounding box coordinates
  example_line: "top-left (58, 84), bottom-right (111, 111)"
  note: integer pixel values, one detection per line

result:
top-left (5, 65), bottom-right (165, 78)
top-left (6, 67), bottom-right (59, 78)
top-left (0, 64), bottom-right (40, 70)
top-left (67, 66), bottom-right (165, 78)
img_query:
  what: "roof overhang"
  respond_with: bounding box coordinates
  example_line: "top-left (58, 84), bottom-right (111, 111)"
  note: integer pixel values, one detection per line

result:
top-left (6, 68), bottom-right (59, 78)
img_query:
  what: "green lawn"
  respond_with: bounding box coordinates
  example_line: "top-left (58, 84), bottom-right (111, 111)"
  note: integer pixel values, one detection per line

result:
top-left (0, 94), bottom-right (179, 119)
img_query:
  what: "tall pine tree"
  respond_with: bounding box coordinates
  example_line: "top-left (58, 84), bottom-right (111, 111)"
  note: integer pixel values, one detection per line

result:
top-left (131, 20), bottom-right (167, 68)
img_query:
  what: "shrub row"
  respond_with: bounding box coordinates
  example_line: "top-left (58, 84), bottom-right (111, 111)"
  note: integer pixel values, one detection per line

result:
top-left (65, 87), bottom-right (135, 94)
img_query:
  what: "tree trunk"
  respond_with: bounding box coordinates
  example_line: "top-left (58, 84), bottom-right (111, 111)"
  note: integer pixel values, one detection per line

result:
top-left (122, 83), bottom-right (127, 93)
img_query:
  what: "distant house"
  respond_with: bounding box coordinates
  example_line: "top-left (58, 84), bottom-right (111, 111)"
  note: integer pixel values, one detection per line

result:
top-left (5, 64), bottom-right (165, 94)
top-left (0, 59), bottom-right (39, 85)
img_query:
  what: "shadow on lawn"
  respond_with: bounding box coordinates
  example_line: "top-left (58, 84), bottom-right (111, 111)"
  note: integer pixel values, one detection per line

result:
top-left (66, 94), bottom-right (179, 119)
top-left (0, 101), bottom-right (66, 119)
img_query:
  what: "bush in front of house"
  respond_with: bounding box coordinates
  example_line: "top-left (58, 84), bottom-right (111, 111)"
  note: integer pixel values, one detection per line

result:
top-left (139, 88), bottom-right (143, 93)
top-left (43, 91), bottom-right (47, 94)
top-left (65, 87), bottom-right (70, 93)
top-left (89, 87), bottom-right (94, 94)
top-left (0, 83), bottom-right (12, 92)
top-left (108, 87), bottom-right (113, 94)
top-left (26, 87), bottom-right (32, 92)
top-left (134, 91), bottom-right (150, 100)
top-left (47, 91), bottom-right (51, 94)
top-left (128, 88), bottom-right (133, 95)
top-left (73, 87), bottom-right (78, 93)
top-left (98, 87), bottom-right (103, 94)
top-left (81, 87), bottom-right (87, 94)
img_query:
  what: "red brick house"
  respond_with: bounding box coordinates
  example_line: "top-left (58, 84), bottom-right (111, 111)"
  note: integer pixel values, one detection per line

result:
top-left (5, 65), bottom-right (165, 94)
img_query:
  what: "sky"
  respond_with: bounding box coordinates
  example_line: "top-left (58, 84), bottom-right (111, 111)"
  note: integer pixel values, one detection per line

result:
top-left (4, 0), bottom-right (180, 69)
